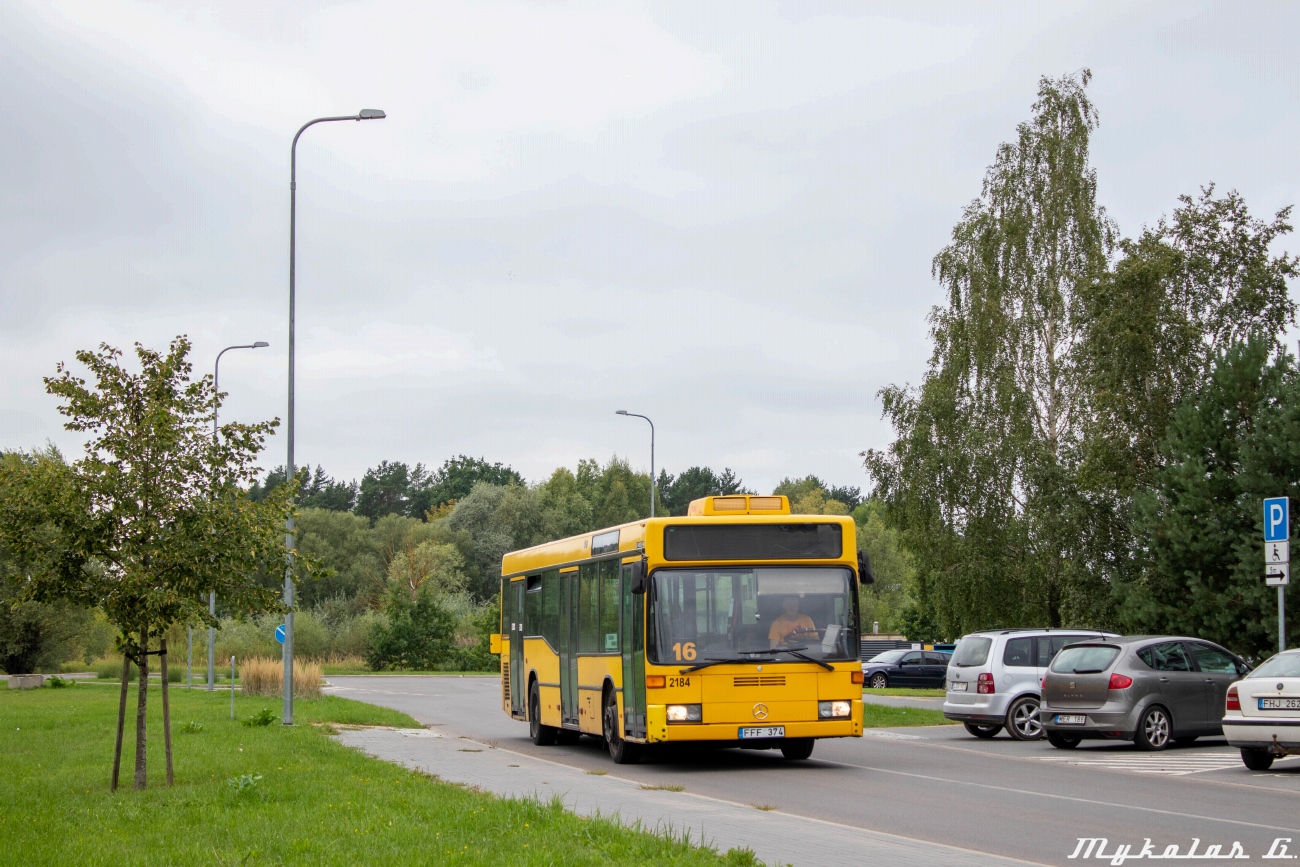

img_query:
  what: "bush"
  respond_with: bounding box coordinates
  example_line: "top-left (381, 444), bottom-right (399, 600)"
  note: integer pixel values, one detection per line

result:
top-left (237, 656), bottom-right (323, 699)
top-left (367, 588), bottom-right (456, 671)
top-left (90, 655), bottom-right (182, 682)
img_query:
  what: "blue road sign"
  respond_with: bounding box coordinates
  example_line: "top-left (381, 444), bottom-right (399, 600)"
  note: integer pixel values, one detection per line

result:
top-left (275, 624), bottom-right (286, 644)
top-left (1264, 497), bottom-right (1290, 543)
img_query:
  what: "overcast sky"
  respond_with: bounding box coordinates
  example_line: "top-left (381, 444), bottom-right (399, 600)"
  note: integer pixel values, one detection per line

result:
top-left (3, 2), bottom-right (1299, 496)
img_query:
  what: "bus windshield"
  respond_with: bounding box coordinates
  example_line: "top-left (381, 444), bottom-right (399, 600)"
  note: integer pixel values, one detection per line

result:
top-left (649, 567), bottom-right (857, 665)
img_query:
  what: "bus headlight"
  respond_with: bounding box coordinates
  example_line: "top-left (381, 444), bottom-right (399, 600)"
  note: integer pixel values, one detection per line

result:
top-left (666, 704), bottom-right (702, 723)
top-left (818, 700), bottom-right (852, 719)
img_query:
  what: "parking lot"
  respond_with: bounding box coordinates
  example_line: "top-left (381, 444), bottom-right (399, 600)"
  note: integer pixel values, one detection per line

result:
top-left (329, 676), bottom-right (1300, 866)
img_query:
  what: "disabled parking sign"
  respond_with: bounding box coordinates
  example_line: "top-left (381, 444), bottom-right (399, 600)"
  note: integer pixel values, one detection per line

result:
top-left (1265, 497), bottom-right (1289, 543)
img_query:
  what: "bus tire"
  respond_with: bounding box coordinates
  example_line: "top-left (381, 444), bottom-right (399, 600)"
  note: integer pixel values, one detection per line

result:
top-left (529, 681), bottom-right (556, 746)
top-left (603, 688), bottom-right (641, 765)
top-left (780, 738), bottom-right (814, 760)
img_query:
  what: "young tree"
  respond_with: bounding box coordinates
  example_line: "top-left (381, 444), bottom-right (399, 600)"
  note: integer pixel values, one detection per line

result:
top-left (0, 338), bottom-right (294, 790)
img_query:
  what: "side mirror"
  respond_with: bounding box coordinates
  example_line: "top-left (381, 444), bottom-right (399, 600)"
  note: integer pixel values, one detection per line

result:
top-left (630, 556), bottom-right (648, 595)
top-left (858, 550), bottom-right (874, 585)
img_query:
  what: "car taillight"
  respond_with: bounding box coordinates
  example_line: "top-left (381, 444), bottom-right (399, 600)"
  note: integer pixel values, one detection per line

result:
top-left (977, 672), bottom-right (995, 694)
top-left (1226, 685), bottom-right (1240, 711)
top-left (1040, 676), bottom-right (1046, 690)
top-left (1108, 673), bottom-right (1133, 690)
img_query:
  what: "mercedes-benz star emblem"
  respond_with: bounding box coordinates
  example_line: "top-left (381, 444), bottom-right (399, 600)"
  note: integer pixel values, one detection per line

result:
top-left (752, 703), bottom-right (769, 720)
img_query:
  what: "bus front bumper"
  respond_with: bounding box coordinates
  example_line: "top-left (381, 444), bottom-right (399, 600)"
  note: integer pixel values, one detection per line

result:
top-left (643, 701), bottom-right (863, 743)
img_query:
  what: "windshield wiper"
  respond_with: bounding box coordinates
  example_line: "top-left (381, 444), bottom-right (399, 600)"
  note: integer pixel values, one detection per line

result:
top-left (772, 648), bottom-right (834, 671)
top-left (680, 656), bottom-right (775, 673)
top-left (1071, 668), bottom-right (1105, 674)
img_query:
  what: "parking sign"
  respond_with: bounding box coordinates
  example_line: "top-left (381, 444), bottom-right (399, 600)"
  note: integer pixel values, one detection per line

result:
top-left (1264, 497), bottom-right (1289, 543)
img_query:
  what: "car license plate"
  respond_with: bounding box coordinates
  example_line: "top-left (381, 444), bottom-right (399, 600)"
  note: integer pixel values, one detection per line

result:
top-left (1055, 714), bottom-right (1087, 725)
top-left (949, 681), bottom-right (968, 692)
top-left (738, 726), bottom-right (785, 739)
top-left (1259, 698), bottom-right (1300, 710)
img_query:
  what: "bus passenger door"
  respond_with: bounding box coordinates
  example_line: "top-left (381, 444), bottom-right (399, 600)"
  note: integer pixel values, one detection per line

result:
top-left (560, 568), bottom-right (579, 727)
top-left (510, 579), bottom-right (525, 718)
top-left (620, 563), bottom-right (646, 739)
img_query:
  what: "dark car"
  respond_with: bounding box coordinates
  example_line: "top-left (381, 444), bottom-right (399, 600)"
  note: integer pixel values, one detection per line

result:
top-left (1041, 636), bottom-right (1251, 750)
top-left (864, 649), bottom-right (951, 689)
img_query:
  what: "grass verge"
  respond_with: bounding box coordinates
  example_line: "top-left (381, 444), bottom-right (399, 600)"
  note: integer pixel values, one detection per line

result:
top-left (863, 703), bottom-right (955, 728)
top-left (863, 687), bottom-right (946, 698)
top-left (1, 684), bottom-right (752, 865)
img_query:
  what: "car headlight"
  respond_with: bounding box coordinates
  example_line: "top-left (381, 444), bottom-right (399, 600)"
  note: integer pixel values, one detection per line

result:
top-left (666, 704), bottom-right (702, 723)
top-left (819, 700), bottom-right (852, 719)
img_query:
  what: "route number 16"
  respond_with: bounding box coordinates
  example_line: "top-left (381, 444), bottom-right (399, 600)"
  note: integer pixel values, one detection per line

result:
top-left (672, 641), bottom-right (697, 662)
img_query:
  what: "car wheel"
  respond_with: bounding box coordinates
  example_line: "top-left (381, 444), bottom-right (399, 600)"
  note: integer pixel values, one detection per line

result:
top-left (1047, 732), bottom-right (1081, 750)
top-left (780, 738), bottom-right (815, 760)
top-left (1134, 706), bottom-right (1171, 751)
top-left (1241, 748), bottom-right (1275, 771)
top-left (869, 673), bottom-right (888, 690)
top-left (529, 681), bottom-right (556, 746)
top-left (603, 688), bottom-right (640, 765)
top-left (963, 721), bottom-right (1001, 739)
top-left (1006, 696), bottom-right (1043, 741)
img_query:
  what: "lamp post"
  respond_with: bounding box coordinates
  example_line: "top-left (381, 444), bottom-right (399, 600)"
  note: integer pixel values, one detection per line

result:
top-left (616, 410), bottom-right (655, 517)
top-left (210, 342), bottom-right (269, 690)
top-left (285, 109), bottom-right (386, 725)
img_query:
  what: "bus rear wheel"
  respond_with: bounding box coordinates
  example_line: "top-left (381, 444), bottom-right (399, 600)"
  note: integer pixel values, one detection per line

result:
top-left (603, 689), bottom-right (641, 765)
top-left (529, 682), bottom-right (556, 746)
top-left (780, 738), bottom-right (814, 760)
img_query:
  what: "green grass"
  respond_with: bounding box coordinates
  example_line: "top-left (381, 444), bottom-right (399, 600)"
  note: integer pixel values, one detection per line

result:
top-left (864, 687), bottom-right (946, 697)
top-left (862, 702), bottom-right (955, 728)
top-left (1, 684), bottom-right (754, 866)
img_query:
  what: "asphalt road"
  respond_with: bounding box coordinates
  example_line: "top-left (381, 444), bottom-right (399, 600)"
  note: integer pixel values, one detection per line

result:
top-left (328, 675), bottom-right (1300, 865)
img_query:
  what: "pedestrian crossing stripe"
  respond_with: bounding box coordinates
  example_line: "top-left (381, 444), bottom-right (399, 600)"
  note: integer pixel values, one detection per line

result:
top-left (1038, 750), bottom-right (1299, 776)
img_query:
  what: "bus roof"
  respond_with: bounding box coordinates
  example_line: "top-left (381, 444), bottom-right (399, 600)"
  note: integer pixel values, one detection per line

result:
top-left (499, 497), bottom-right (855, 579)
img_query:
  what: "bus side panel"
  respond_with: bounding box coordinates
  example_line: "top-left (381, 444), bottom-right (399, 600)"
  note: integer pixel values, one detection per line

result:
top-left (576, 655), bottom-right (621, 736)
top-left (525, 636), bottom-right (562, 729)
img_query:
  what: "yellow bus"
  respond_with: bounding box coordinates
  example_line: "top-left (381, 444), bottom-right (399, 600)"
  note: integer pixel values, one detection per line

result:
top-left (492, 494), bottom-right (870, 764)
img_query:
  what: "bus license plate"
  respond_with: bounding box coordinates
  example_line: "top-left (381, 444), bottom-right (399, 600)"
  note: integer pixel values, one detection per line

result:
top-left (1055, 715), bottom-right (1087, 725)
top-left (949, 681), bottom-right (968, 692)
top-left (1259, 698), bottom-right (1300, 710)
top-left (739, 726), bottom-right (785, 739)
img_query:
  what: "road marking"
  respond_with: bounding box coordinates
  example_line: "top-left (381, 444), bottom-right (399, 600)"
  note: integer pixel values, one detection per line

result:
top-left (818, 758), bottom-right (1300, 833)
top-left (1037, 750), bottom-right (1300, 776)
top-left (862, 730), bottom-right (927, 740)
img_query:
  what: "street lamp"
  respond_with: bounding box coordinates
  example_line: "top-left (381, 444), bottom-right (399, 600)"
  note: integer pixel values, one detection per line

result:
top-left (285, 109), bottom-right (386, 725)
top-left (207, 342), bottom-right (270, 691)
top-left (616, 410), bottom-right (656, 517)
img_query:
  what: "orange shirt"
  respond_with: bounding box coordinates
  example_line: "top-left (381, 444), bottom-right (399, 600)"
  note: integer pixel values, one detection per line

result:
top-left (768, 613), bottom-right (815, 644)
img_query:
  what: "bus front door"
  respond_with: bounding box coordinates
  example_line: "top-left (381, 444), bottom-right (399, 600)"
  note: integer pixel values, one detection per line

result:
top-left (560, 568), bottom-right (579, 727)
top-left (510, 579), bottom-right (525, 718)
top-left (620, 563), bottom-right (646, 739)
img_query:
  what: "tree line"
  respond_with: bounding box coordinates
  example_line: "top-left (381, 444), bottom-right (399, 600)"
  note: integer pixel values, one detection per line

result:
top-left (864, 69), bottom-right (1299, 659)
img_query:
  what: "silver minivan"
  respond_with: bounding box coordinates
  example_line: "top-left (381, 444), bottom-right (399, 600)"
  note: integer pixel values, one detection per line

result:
top-left (944, 628), bottom-right (1116, 740)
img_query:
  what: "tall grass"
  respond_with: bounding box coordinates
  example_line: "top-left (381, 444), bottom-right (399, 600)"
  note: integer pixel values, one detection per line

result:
top-left (239, 656), bottom-right (323, 699)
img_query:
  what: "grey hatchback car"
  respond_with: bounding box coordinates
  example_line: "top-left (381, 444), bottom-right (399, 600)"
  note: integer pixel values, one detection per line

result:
top-left (1041, 636), bottom-right (1251, 751)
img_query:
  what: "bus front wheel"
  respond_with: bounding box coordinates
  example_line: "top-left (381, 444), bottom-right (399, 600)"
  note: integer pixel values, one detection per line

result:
top-left (780, 738), bottom-right (814, 760)
top-left (529, 682), bottom-right (557, 746)
top-left (603, 689), bottom-right (641, 765)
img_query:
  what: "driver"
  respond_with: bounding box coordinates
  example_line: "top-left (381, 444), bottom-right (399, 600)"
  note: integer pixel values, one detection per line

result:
top-left (768, 596), bottom-right (816, 648)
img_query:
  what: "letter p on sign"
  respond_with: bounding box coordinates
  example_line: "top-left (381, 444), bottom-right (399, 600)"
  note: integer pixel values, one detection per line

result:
top-left (1265, 497), bottom-right (1290, 543)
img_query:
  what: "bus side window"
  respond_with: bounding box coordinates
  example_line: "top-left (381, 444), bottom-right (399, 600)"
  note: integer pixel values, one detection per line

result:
top-left (578, 563), bottom-right (599, 653)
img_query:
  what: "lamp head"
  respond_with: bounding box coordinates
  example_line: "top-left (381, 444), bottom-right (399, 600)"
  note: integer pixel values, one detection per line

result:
top-left (358, 109), bottom-right (387, 120)
top-left (253, 341), bottom-right (270, 348)
top-left (616, 410), bottom-right (628, 416)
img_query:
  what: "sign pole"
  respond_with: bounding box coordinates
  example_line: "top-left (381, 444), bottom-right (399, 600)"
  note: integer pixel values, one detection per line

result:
top-left (1264, 497), bottom-right (1290, 653)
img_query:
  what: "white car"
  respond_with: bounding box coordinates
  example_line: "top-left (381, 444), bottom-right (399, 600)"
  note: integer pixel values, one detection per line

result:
top-left (1222, 648), bottom-right (1300, 770)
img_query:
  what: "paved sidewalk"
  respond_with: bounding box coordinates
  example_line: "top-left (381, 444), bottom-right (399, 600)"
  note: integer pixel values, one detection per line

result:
top-left (335, 726), bottom-right (1044, 867)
